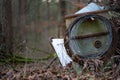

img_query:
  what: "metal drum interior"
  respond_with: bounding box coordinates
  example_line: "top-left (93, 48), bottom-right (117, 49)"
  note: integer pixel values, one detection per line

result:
top-left (68, 14), bottom-right (113, 58)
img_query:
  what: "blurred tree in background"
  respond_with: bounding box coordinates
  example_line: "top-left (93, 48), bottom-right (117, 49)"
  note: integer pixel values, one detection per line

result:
top-left (0, 0), bottom-right (13, 57)
top-left (0, 0), bottom-right (81, 59)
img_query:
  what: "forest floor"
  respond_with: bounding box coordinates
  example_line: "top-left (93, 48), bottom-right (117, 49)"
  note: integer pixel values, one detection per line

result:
top-left (0, 59), bottom-right (120, 80)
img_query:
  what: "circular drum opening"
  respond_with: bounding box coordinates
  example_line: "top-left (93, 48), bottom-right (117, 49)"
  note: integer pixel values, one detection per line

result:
top-left (67, 14), bottom-right (114, 59)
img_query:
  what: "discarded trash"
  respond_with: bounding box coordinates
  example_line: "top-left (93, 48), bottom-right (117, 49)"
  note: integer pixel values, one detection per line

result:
top-left (75, 2), bottom-right (104, 14)
top-left (51, 38), bottom-right (72, 67)
top-left (65, 14), bottom-right (114, 59)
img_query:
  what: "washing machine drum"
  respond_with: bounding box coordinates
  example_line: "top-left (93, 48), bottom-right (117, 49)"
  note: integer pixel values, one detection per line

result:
top-left (67, 14), bottom-right (116, 59)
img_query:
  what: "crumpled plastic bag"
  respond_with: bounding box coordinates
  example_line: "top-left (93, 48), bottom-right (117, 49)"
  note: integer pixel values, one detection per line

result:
top-left (51, 39), bottom-right (72, 67)
top-left (75, 2), bottom-right (104, 14)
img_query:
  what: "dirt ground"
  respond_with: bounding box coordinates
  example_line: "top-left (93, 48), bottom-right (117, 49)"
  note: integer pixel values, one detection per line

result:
top-left (0, 60), bottom-right (119, 80)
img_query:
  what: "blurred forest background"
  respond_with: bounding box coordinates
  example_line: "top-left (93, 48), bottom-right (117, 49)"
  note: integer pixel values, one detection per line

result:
top-left (0, 0), bottom-right (120, 79)
top-left (0, 0), bottom-right (86, 59)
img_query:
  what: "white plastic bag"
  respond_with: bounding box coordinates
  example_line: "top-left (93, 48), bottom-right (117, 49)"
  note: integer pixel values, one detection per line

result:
top-left (75, 2), bottom-right (104, 14)
top-left (51, 39), bottom-right (72, 67)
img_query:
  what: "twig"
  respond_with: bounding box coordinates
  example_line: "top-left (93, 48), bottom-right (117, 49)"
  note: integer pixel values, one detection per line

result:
top-left (45, 57), bottom-right (57, 69)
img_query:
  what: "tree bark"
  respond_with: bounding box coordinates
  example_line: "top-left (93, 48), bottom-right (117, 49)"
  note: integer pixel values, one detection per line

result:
top-left (59, 0), bottom-right (67, 37)
top-left (19, 0), bottom-right (27, 27)
top-left (18, 0), bottom-right (27, 39)
top-left (2, 0), bottom-right (13, 54)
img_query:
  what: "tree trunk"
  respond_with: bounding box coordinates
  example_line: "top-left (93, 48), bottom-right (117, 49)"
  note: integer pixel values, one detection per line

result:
top-left (18, 0), bottom-right (27, 40)
top-left (59, 0), bottom-right (67, 37)
top-left (2, 0), bottom-right (13, 54)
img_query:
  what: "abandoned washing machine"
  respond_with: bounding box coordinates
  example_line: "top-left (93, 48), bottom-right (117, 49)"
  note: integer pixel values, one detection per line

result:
top-left (64, 10), bottom-right (117, 65)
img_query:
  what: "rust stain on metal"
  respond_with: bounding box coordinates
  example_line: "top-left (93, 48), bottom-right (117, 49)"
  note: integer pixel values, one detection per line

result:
top-left (71, 31), bottom-right (109, 40)
top-left (65, 10), bottom-right (109, 19)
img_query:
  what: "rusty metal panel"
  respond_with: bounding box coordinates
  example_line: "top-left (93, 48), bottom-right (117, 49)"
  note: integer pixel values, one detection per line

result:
top-left (65, 10), bottom-right (110, 28)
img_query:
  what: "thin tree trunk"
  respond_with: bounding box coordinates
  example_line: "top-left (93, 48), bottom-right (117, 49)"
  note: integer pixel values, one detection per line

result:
top-left (19, 0), bottom-right (27, 40)
top-left (46, 0), bottom-right (50, 20)
top-left (2, 0), bottom-right (13, 54)
top-left (59, 0), bottom-right (67, 37)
